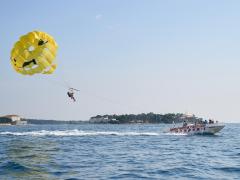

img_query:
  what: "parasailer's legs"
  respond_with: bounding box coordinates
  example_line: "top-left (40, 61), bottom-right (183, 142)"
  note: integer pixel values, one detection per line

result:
top-left (72, 96), bottom-right (76, 102)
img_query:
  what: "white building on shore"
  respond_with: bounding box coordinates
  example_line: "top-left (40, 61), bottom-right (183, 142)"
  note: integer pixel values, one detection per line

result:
top-left (0, 115), bottom-right (27, 125)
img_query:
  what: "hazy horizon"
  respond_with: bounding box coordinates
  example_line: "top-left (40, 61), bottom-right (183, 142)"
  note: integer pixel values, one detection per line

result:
top-left (1, 1), bottom-right (240, 123)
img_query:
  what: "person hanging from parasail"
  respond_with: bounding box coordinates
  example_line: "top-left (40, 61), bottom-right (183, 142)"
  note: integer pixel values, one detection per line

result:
top-left (67, 88), bottom-right (79, 102)
top-left (67, 88), bottom-right (76, 102)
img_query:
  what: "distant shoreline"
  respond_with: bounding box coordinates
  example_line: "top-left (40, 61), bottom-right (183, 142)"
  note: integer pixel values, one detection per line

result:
top-left (89, 113), bottom-right (201, 124)
top-left (24, 113), bottom-right (203, 125)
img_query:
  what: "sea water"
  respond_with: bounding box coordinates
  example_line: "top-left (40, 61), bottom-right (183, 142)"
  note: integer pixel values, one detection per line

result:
top-left (0, 124), bottom-right (239, 180)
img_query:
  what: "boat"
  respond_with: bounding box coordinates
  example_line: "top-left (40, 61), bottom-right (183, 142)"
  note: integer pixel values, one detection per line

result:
top-left (169, 121), bottom-right (225, 135)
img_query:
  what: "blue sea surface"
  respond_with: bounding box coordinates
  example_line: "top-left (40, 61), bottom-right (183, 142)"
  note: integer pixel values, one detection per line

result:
top-left (0, 124), bottom-right (239, 180)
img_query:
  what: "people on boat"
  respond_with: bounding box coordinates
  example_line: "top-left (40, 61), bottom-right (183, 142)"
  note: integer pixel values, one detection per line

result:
top-left (209, 119), bottom-right (214, 124)
top-left (169, 118), bottom-right (224, 135)
top-left (183, 120), bottom-right (187, 127)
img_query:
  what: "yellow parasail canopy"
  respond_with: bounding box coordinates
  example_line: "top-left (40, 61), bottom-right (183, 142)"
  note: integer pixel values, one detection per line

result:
top-left (10, 31), bottom-right (58, 75)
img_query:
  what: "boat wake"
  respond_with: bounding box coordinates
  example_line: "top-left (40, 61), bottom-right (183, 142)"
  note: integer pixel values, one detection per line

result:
top-left (164, 132), bottom-right (188, 136)
top-left (0, 129), bottom-right (160, 137)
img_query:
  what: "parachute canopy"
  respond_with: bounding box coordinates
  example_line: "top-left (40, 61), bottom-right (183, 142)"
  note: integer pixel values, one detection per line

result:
top-left (10, 31), bottom-right (58, 75)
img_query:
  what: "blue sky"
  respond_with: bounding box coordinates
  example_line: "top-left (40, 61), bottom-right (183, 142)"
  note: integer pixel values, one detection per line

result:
top-left (1, 0), bottom-right (240, 122)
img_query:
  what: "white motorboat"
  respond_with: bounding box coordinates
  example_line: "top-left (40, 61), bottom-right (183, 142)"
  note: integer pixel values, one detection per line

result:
top-left (169, 122), bottom-right (225, 135)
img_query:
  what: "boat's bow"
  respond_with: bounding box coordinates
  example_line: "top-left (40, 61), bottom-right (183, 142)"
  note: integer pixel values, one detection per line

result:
top-left (204, 124), bottom-right (225, 134)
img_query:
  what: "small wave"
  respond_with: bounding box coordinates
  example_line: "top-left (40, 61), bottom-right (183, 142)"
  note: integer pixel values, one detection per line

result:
top-left (214, 167), bottom-right (240, 173)
top-left (0, 129), bottom-right (159, 137)
top-left (0, 161), bottom-right (30, 172)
